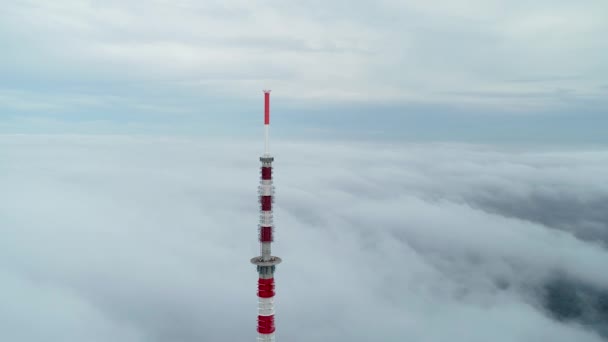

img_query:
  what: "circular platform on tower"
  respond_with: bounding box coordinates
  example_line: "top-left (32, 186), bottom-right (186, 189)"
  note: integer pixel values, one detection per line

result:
top-left (251, 256), bottom-right (282, 266)
top-left (260, 156), bottom-right (274, 163)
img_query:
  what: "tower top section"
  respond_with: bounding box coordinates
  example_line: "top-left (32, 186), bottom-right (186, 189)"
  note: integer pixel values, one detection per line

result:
top-left (264, 90), bottom-right (271, 126)
top-left (263, 91), bottom-right (271, 155)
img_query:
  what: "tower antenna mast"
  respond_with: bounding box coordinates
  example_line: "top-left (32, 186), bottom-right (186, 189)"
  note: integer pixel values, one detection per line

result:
top-left (251, 90), bottom-right (282, 342)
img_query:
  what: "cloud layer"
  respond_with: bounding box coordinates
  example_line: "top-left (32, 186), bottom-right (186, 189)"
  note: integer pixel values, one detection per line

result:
top-left (1, 135), bottom-right (607, 341)
top-left (1, 0), bottom-right (607, 137)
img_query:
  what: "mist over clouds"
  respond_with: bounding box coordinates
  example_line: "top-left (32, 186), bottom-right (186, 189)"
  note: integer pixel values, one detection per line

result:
top-left (1, 0), bottom-right (606, 339)
top-left (1, 135), bottom-right (607, 341)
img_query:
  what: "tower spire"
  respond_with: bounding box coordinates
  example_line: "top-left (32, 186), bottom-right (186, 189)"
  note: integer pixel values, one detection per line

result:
top-left (263, 90), bottom-right (271, 156)
top-left (251, 90), bottom-right (281, 342)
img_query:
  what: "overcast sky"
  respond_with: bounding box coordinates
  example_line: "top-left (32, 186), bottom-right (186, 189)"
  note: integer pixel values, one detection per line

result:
top-left (1, 1), bottom-right (608, 341)
top-left (1, 0), bottom-right (607, 141)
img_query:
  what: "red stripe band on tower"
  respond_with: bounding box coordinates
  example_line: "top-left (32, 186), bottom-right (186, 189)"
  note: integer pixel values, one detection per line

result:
top-left (261, 167), bottom-right (272, 180)
top-left (260, 226), bottom-right (273, 242)
top-left (258, 278), bottom-right (275, 298)
top-left (264, 92), bottom-right (270, 125)
top-left (261, 196), bottom-right (272, 211)
top-left (257, 315), bottom-right (276, 334)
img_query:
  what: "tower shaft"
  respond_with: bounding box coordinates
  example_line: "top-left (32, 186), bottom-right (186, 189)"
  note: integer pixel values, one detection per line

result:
top-left (251, 90), bottom-right (281, 342)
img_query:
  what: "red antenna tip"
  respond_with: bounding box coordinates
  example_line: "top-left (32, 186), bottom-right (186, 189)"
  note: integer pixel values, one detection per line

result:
top-left (264, 91), bottom-right (271, 125)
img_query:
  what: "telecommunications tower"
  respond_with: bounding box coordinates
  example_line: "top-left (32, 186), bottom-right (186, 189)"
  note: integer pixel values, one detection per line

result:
top-left (250, 90), bottom-right (282, 342)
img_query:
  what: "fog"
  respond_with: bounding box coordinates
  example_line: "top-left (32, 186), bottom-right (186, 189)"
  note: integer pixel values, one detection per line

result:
top-left (1, 135), bottom-right (607, 341)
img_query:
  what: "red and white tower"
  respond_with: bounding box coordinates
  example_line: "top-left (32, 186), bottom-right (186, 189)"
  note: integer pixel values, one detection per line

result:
top-left (251, 90), bottom-right (282, 342)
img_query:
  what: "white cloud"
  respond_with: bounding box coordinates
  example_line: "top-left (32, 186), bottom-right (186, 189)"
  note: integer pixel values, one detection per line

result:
top-left (1, 0), bottom-right (606, 110)
top-left (1, 134), bottom-right (607, 341)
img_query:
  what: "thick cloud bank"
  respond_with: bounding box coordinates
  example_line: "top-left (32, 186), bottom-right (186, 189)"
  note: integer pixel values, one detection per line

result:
top-left (1, 135), bottom-right (607, 341)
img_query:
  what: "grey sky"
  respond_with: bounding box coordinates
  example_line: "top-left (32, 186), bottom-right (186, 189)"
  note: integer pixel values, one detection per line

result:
top-left (1, 0), bottom-right (607, 140)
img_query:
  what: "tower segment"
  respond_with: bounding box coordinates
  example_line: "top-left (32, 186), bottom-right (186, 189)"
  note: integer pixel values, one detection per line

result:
top-left (251, 90), bottom-right (281, 342)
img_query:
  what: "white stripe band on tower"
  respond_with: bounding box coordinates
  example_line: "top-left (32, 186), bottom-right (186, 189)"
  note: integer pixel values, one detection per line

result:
top-left (258, 333), bottom-right (275, 342)
top-left (260, 212), bottom-right (273, 225)
top-left (259, 184), bottom-right (273, 196)
top-left (258, 297), bottom-right (275, 316)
